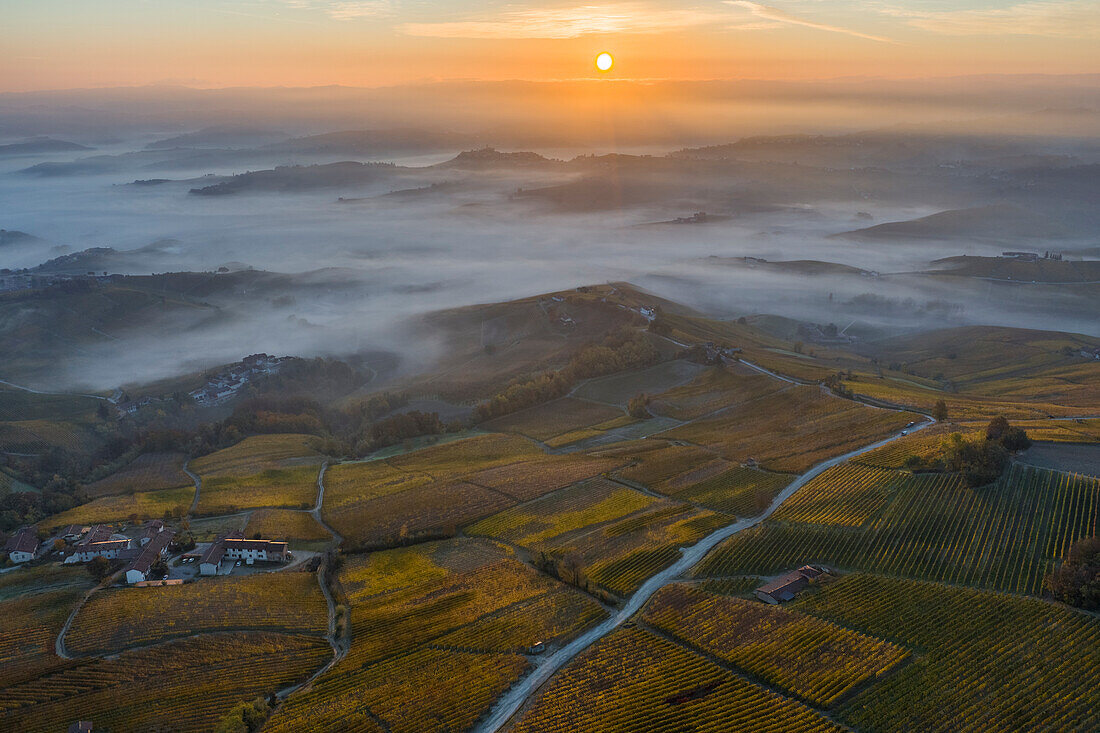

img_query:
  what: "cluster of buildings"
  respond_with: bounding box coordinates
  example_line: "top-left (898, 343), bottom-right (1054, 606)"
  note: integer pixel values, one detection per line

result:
top-left (188, 353), bottom-right (286, 406)
top-left (192, 531), bottom-right (290, 576)
top-left (1002, 251), bottom-right (1063, 262)
top-left (58, 521), bottom-right (176, 584)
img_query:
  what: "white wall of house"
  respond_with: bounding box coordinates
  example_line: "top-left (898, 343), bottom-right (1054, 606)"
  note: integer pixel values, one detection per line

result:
top-left (199, 561), bottom-right (219, 576)
top-left (125, 568), bottom-right (147, 584)
top-left (9, 550), bottom-right (34, 563)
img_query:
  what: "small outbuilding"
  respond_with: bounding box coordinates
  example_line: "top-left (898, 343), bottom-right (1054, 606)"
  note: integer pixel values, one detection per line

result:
top-left (755, 565), bottom-right (826, 604)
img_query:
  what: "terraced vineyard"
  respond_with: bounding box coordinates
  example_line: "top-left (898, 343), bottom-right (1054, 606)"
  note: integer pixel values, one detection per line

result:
top-left (466, 478), bottom-right (658, 546)
top-left (0, 632), bottom-right (329, 733)
top-left (266, 539), bottom-right (605, 731)
top-left (642, 584), bottom-right (909, 708)
top-left (648, 365), bottom-right (786, 421)
top-left (323, 435), bottom-right (623, 548)
top-left (65, 573), bottom-right (328, 654)
top-left (196, 464), bottom-right (321, 514)
top-left (467, 478), bottom-right (731, 596)
top-left (84, 452), bottom-right (191, 498)
top-left (664, 465), bottom-right (793, 516)
top-left (658, 386), bottom-right (913, 473)
top-left (698, 463), bottom-right (1099, 595)
top-left (267, 645), bottom-right (528, 733)
top-left (484, 397), bottom-right (624, 442)
top-left (0, 589), bottom-right (84, 687)
top-left (511, 627), bottom-right (844, 733)
top-left (793, 574), bottom-right (1100, 732)
top-left (243, 508), bottom-right (332, 545)
top-left (189, 433), bottom-right (323, 476)
top-left (771, 463), bottom-right (899, 526)
top-left (44, 486), bottom-right (195, 528)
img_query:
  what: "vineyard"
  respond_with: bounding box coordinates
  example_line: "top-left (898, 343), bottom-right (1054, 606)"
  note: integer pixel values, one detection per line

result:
top-left (435, 585), bottom-right (606, 653)
top-left (698, 463), bottom-right (1099, 596)
top-left (45, 486), bottom-right (195, 528)
top-left (572, 359), bottom-right (706, 406)
top-left (243, 508), bottom-right (333, 545)
top-left (465, 478), bottom-right (658, 546)
top-left (647, 365), bottom-right (785, 421)
top-left (853, 424), bottom-right (966, 469)
top-left (641, 584), bottom-right (909, 708)
top-left (267, 539), bottom-right (604, 731)
top-left (664, 465), bottom-right (793, 517)
top-left (189, 433), bottom-right (323, 476)
top-left (657, 386), bottom-right (913, 473)
top-left (771, 463), bottom-right (899, 526)
top-left (84, 452), bottom-right (191, 498)
top-left (466, 478), bottom-right (731, 596)
top-left (65, 573), bottom-right (328, 654)
top-left (463, 453), bottom-right (622, 501)
top-left (511, 626), bottom-right (844, 733)
top-left (266, 645), bottom-right (528, 733)
top-left (484, 396), bottom-right (623, 442)
top-left (793, 574), bottom-right (1100, 731)
top-left (0, 632), bottom-right (329, 733)
top-left (196, 464), bottom-right (320, 514)
top-left (329, 479), bottom-right (513, 548)
top-left (0, 588), bottom-right (84, 688)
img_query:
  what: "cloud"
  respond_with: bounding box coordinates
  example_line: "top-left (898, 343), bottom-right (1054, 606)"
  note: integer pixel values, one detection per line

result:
top-left (280, 0), bottom-right (394, 20)
top-left (877, 1), bottom-right (1100, 39)
top-left (724, 1), bottom-right (895, 43)
top-left (400, 3), bottom-right (726, 39)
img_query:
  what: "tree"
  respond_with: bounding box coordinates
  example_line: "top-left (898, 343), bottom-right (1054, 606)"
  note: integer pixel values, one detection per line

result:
top-left (932, 399), bottom-right (948, 421)
top-left (986, 415), bottom-right (1031, 452)
top-left (150, 559), bottom-right (169, 578)
top-left (87, 556), bottom-right (112, 582)
top-left (627, 393), bottom-right (651, 419)
top-left (942, 433), bottom-right (1008, 488)
top-left (1044, 536), bottom-right (1100, 610)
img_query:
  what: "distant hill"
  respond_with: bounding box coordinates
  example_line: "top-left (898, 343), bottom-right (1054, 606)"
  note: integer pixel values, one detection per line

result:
top-left (0, 137), bottom-right (91, 156)
top-left (437, 148), bottom-right (559, 169)
top-left (0, 229), bottom-right (45, 247)
top-left (707, 256), bottom-right (871, 276)
top-left (188, 161), bottom-right (399, 195)
top-left (145, 125), bottom-right (287, 149)
top-left (927, 255), bottom-right (1100, 283)
top-left (834, 204), bottom-right (1069, 242)
top-left (265, 129), bottom-right (474, 156)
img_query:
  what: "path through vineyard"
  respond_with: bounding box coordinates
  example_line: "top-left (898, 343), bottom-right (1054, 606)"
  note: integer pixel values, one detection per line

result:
top-left (474, 413), bottom-right (934, 733)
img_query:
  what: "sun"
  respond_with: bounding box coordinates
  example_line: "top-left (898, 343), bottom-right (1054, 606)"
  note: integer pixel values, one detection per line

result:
top-left (595, 52), bottom-right (614, 72)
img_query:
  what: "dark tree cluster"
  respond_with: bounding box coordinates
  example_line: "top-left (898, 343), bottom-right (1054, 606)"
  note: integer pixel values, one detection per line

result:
top-left (903, 416), bottom-right (1030, 488)
top-left (1044, 536), bottom-right (1100, 610)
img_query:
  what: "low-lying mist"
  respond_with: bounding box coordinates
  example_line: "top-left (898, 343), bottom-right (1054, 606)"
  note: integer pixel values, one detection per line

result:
top-left (1, 79), bottom-right (1098, 391)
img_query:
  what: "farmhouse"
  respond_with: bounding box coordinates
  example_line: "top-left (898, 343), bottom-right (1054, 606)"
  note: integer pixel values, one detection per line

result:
top-left (755, 565), bottom-right (826, 604)
top-left (199, 531), bottom-right (289, 575)
top-left (4, 527), bottom-right (40, 563)
top-left (63, 524), bottom-right (133, 564)
top-left (223, 534), bottom-right (289, 565)
top-left (199, 542), bottom-right (227, 576)
top-left (139, 519), bottom-right (167, 546)
top-left (124, 530), bottom-right (175, 584)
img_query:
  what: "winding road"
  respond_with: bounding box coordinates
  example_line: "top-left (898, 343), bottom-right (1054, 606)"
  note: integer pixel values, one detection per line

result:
top-left (473, 415), bottom-right (933, 733)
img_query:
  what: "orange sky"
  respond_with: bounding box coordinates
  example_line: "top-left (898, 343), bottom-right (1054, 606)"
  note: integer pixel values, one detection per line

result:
top-left (3, 1), bottom-right (1098, 91)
